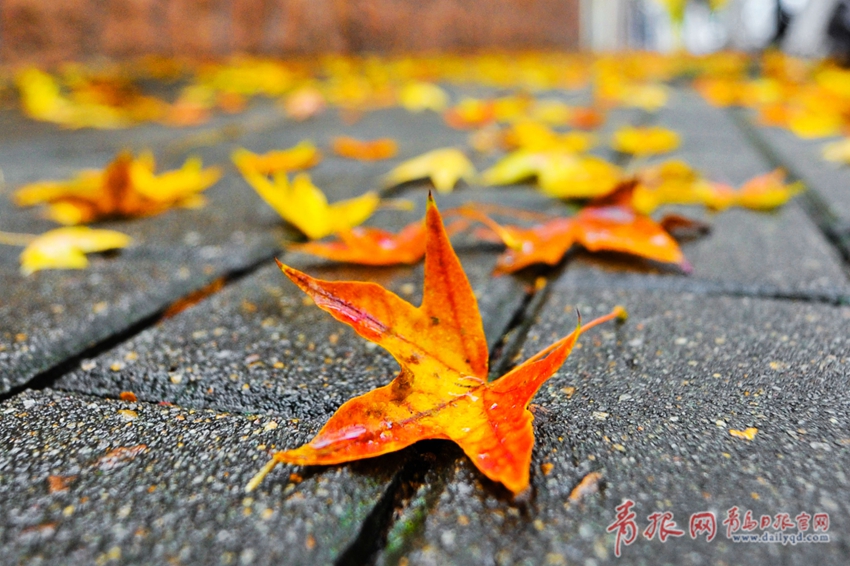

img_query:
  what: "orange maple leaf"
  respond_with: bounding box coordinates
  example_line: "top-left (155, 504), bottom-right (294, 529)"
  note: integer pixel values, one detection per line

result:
top-left (461, 185), bottom-right (690, 274)
top-left (331, 136), bottom-right (398, 161)
top-left (247, 196), bottom-right (625, 495)
top-left (444, 98), bottom-right (496, 130)
top-left (290, 217), bottom-right (467, 266)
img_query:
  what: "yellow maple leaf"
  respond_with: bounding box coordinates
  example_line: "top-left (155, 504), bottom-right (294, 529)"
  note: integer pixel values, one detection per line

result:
top-left (611, 125), bottom-right (680, 156)
top-left (240, 169), bottom-right (379, 240)
top-left (383, 148), bottom-right (476, 193)
top-left (729, 427), bottom-right (758, 441)
top-left (16, 68), bottom-right (129, 129)
top-left (130, 152), bottom-right (222, 206)
top-left (480, 150), bottom-right (551, 186)
top-left (13, 152), bottom-right (220, 224)
top-left (17, 227), bottom-right (131, 275)
top-left (231, 141), bottom-right (321, 175)
top-left (538, 154), bottom-right (622, 198)
top-left (398, 81), bottom-right (449, 113)
top-left (787, 109), bottom-right (842, 139)
top-left (822, 137), bottom-right (850, 164)
top-left (480, 150), bottom-right (620, 199)
top-left (528, 99), bottom-right (574, 125)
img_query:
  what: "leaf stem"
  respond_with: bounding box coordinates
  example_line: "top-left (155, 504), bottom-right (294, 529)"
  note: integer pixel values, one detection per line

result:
top-left (523, 305), bottom-right (627, 365)
top-left (245, 455), bottom-right (283, 493)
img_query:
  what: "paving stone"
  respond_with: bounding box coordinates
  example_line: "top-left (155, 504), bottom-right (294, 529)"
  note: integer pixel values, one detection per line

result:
top-left (378, 282), bottom-right (850, 566)
top-left (0, 388), bottom-right (403, 566)
top-left (563, 89), bottom-right (849, 294)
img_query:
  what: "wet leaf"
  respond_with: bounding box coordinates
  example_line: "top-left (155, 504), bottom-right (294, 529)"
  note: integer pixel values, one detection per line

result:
top-left (383, 148), bottom-right (476, 193)
top-left (633, 164), bottom-right (802, 213)
top-left (232, 141), bottom-right (321, 175)
top-left (248, 196), bottom-right (625, 495)
top-left (19, 227), bottom-right (132, 275)
top-left (822, 137), bottom-right (850, 166)
top-left (729, 427), bottom-right (758, 441)
top-left (331, 136), bottom-right (398, 161)
top-left (283, 85), bottom-right (327, 121)
top-left (611, 125), bottom-right (680, 156)
top-left (291, 217), bottom-right (467, 266)
top-left (502, 120), bottom-right (596, 153)
top-left (444, 98), bottom-right (496, 129)
top-left (239, 168), bottom-right (379, 240)
top-left (13, 152), bottom-right (221, 224)
top-left (399, 81), bottom-right (449, 113)
top-left (481, 150), bottom-right (621, 199)
top-left (460, 189), bottom-right (689, 274)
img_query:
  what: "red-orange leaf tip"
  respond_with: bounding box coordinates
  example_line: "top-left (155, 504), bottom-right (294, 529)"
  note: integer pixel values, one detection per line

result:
top-left (250, 198), bottom-right (624, 495)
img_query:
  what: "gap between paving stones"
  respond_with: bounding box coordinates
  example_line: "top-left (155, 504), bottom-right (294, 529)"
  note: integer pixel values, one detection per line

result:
top-left (0, 250), bottom-right (277, 405)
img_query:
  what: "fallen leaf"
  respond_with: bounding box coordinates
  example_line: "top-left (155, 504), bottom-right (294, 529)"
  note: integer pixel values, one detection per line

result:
top-left (239, 169), bottom-right (379, 240)
top-left (480, 150), bottom-right (621, 199)
top-left (568, 471), bottom-right (603, 502)
top-left (247, 196), bottom-right (625, 495)
top-left (729, 427), bottom-right (758, 441)
top-left (232, 141), bottom-right (321, 175)
top-left (13, 151), bottom-right (221, 224)
top-left (283, 85), bottom-right (326, 121)
top-left (822, 137), bottom-right (850, 164)
top-left (444, 98), bottom-right (496, 130)
top-left (96, 445), bottom-right (147, 471)
top-left (568, 107), bottom-right (605, 130)
top-left (290, 217), bottom-right (467, 266)
top-left (291, 222), bottom-right (425, 266)
top-left (19, 227), bottom-right (131, 275)
top-left (383, 148), bottom-right (476, 193)
top-left (611, 125), bottom-right (680, 156)
top-left (731, 169), bottom-right (804, 211)
top-left (47, 475), bottom-right (77, 493)
top-left (399, 81), bottom-right (449, 113)
top-left (502, 120), bottom-right (596, 153)
top-left (331, 136), bottom-right (398, 161)
top-left (633, 164), bottom-right (802, 213)
top-left (16, 68), bottom-right (146, 129)
top-left (460, 188), bottom-right (689, 274)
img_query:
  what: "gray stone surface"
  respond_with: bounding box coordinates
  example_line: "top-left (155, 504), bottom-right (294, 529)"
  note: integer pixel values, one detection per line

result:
top-left (378, 283), bottom-right (850, 565)
top-left (0, 388), bottom-right (402, 566)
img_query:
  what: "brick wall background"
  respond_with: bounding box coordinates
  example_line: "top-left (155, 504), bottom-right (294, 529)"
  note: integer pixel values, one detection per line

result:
top-left (0, 0), bottom-right (581, 66)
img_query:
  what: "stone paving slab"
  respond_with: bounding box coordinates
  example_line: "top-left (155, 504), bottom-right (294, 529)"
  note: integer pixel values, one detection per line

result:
top-left (565, 89), bottom-right (849, 294)
top-left (0, 388), bottom-right (403, 566)
top-left (379, 282), bottom-right (850, 566)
